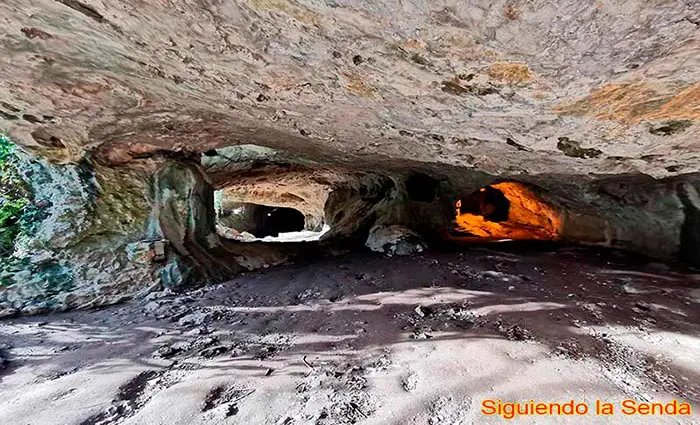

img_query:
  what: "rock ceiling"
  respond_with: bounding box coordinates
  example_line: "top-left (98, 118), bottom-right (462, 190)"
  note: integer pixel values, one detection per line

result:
top-left (1, 0), bottom-right (699, 178)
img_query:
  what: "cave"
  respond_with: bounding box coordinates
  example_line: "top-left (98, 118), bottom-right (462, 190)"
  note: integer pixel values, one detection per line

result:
top-left (457, 186), bottom-right (511, 223)
top-left (1, 3), bottom-right (700, 422)
top-left (216, 201), bottom-right (316, 241)
top-left (258, 207), bottom-right (305, 236)
top-left (451, 182), bottom-right (561, 241)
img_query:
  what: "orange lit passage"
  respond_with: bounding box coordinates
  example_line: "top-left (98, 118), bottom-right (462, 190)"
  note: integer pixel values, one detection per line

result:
top-left (453, 182), bottom-right (561, 241)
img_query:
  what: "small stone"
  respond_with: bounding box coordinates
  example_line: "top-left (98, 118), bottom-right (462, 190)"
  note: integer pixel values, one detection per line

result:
top-left (414, 305), bottom-right (434, 317)
top-left (410, 331), bottom-right (433, 340)
top-left (143, 289), bottom-right (174, 302)
top-left (503, 324), bottom-right (532, 341)
top-left (508, 285), bottom-right (516, 291)
top-left (126, 239), bottom-right (168, 265)
top-left (365, 225), bottom-right (426, 256)
top-left (401, 372), bottom-right (418, 392)
top-left (622, 284), bottom-right (648, 294)
top-left (226, 404), bottom-right (239, 417)
top-left (0, 308), bottom-right (19, 320)
top-left (156, 345), bottom-right (177, 358)
top-left (191, 337), bottom-right (217, 350)
top-left (185, 326), bottom-right (211, 336)
top-left (21, 305), bottom-right (49, 315)
top-left (178, 312), bottom-right (213, 327)
top-left (200, 345), bottom-right (229, 358)
top-left (143, 301), bottom-right (161, 314)
top-left (634, 301), bottom-right (651, 311)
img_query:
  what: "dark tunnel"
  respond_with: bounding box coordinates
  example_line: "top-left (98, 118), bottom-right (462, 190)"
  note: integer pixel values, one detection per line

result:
top-left (458, 186), bottom-right (511, 223)
top-left (254, 206), bottom-right (306, 237)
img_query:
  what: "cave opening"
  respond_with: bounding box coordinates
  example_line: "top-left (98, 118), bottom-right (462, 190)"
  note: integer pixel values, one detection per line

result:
top-left (458, 186), bottom-right (511, 222)
top-left (215, 197), bottom-right (329, 243)
top-left (199, 145), bottom-right (405, 248)
top-left (198, 145), bottom-right (337, 243)
top-left (406, 173), bottom-right (439, 203)
top-left (451, 181), bottom-right (561, 241)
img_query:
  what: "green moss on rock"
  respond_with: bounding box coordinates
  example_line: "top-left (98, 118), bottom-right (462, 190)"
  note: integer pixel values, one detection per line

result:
top-left (0, 135), bottom-right (30, 256)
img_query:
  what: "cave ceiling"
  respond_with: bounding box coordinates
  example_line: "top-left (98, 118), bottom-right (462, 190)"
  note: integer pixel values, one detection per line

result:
top-left (0, 0), bottom-right (699, 178)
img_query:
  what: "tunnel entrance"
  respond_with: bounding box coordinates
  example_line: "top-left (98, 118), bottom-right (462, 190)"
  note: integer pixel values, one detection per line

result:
top-left (451, 182), bottom-right (561, 241)
top-left (257, 206), bottom-right (305, 236)
top-left (458, 186), bottom-right (510, 223)
top-left (215, 198), bottom-right (329, 242)
top-left (202, 145), bottom-right (403, 246)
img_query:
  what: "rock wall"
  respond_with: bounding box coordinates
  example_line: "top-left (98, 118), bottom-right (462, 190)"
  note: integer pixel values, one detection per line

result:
top-left (1, 145), bottom-right (700, 315)
top-left (1, 0), bottom-right (699, 313)
top-left (0, 151), bottom-right (157, 314)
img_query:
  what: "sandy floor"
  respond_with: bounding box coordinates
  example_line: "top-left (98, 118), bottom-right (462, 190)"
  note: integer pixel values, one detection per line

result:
top-left (1, 246), bottom-right (698, 425)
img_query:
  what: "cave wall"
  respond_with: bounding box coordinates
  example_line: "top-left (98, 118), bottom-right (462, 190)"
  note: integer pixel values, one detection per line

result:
top-left (322, 173), bottom-right (397, 242)
top-left (566, 174), bottom-right (700, 262)
top-left (217, 202), bottom-right (307, 237)
top-left (217, 201), bottom-right (258, 234)
top-left (678, 182), bottom-right (700, 266)
top-left (1, 0), bottom-right (699, 313)
top-left (1, 147), bottom-right (699, 316)
top-left (152, 160), bottom-right (326, 278)
top-left (0, 153), bottom-right (158, 314)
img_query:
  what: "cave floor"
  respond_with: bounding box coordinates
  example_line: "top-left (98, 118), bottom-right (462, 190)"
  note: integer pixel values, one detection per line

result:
top-left (1, 247), bottom-right (699, 424)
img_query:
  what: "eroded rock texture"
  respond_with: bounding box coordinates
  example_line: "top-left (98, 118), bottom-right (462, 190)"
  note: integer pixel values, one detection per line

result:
top-left (1, 0), bottom-right (699, 312)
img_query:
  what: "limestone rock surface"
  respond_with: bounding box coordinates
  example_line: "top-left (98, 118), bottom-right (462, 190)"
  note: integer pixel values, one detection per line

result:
top-left (0, 0), bottom-right (698, 177)
top-left (1, 0), bottom-right (700, 313)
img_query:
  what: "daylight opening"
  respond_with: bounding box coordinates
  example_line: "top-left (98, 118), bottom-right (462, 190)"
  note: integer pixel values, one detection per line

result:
top-left (215, 195), bottom-right (329, 243)
top-left (451, 181), bottom-right (561, 241)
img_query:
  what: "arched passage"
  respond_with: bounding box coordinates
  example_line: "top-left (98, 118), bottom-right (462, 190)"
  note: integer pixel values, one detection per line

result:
top-left (217, 202), bottom-right (307, 239)
top-left (452, 182), bottom-right (561, 241)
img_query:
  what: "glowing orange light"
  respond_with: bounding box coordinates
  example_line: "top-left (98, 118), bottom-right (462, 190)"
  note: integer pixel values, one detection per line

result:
top-left (452, 182), bottom-right (561, 241)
